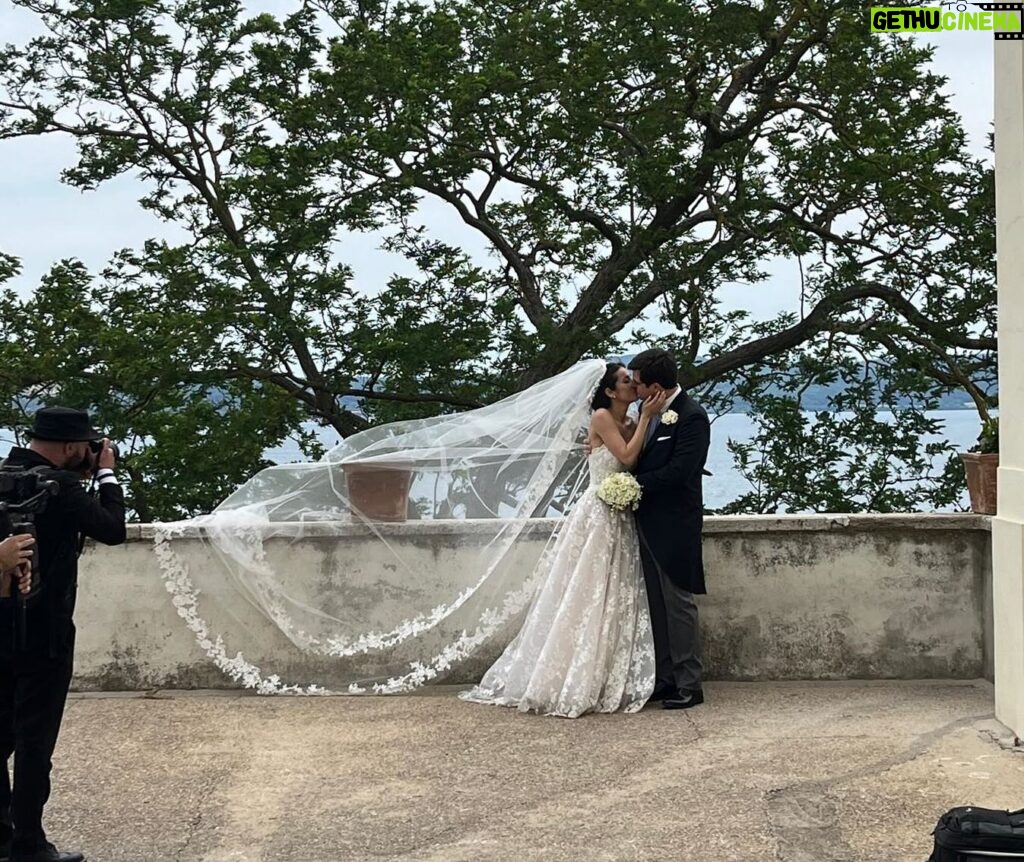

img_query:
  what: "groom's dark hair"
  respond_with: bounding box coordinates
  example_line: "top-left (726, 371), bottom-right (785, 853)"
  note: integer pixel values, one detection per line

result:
top-left (628, 349), bottom-right (678, 389)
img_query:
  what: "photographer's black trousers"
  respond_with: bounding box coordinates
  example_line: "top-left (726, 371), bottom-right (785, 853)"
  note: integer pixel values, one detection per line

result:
top-left (0, 636), bottom-right (74, 853)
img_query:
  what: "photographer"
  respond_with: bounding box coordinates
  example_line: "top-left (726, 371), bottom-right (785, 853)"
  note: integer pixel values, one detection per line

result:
top-left (0, 408), bottom-right (126, 862)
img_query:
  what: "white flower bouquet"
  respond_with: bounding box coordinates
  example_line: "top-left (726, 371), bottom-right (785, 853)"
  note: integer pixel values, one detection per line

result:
top-left (597, 472), bottom-right (643, 512)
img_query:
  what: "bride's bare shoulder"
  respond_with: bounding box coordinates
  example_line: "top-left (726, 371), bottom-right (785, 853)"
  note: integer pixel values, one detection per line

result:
top-left (589, 409), bottom-right (615, 445)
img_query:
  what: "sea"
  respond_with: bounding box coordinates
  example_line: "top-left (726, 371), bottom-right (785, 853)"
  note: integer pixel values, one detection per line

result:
top-left (261, 409), bottom-right (984, 512)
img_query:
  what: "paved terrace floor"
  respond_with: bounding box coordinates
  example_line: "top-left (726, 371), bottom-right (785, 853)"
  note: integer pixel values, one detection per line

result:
top-left (46, 681), bottom-right (1023, 861)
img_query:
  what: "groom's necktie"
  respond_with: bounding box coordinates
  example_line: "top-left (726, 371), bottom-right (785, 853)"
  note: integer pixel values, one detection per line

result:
top-left (644, 409), bottom-right (661, 448)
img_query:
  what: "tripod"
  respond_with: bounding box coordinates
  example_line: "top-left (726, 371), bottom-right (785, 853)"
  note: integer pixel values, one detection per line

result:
top-left (0, 480), bottom-right (59, 650)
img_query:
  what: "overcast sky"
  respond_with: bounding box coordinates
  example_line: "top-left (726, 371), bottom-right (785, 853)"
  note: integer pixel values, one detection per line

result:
top-left (0, 5), bottom-right (997, 335)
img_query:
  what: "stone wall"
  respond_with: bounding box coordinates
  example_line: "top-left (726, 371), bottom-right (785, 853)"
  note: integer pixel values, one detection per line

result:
top-left (72, 513), bottom-right (993, 690)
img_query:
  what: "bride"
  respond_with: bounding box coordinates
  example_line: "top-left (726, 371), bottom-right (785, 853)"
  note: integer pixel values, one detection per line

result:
top-left (154, 358), bottom-right (666, 700)
top-left (460, 363), bottom-right (666, 717)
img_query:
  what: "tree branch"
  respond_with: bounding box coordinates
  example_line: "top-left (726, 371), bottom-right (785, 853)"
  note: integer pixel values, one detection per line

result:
top-left (687, 282), bottom-right (996, 387)
top-left (344, 388), bottom-right (483, 409)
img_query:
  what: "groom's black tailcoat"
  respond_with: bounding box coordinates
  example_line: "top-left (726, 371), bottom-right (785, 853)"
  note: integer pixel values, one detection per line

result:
top-left (634, 392), bottom-right (710, 596)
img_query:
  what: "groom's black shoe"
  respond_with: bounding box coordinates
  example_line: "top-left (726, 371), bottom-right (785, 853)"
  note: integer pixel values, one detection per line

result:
top-left (663, 688), bottom-right (704, 710)
top-left (648, 685), bottom-right (674, 703)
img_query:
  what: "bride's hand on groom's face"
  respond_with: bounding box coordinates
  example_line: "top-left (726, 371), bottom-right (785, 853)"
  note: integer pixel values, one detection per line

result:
top-left (641, 390), bottom-right (668, 419)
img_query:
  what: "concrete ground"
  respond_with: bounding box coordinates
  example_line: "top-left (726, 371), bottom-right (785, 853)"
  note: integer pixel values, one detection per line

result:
top-left (40, 681), bottom-right (1023, 861)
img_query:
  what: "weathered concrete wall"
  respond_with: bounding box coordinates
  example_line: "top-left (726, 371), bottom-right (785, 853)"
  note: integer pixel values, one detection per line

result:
top-left (72, 514), bottom-right (992, 690)
top-left (983, 536), bottom-right (995, 683)
top-left (993, 37), bottom-right (1024, 737)
top-left (698, 515), bottom-right (992, 681)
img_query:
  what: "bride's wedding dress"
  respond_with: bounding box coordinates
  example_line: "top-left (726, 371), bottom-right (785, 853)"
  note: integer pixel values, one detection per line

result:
top-left (460, 446), bottom-right (656, 717)
top-left (154, 358), bottom-right (662, 697)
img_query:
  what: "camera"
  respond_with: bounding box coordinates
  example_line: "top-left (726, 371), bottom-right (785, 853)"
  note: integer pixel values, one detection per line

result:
top-left (0, 465), bottom-right (61, 626)
top-left (84, 439), bottom-right (121, 477)
top-left (0, 467), bottom-right (61, 502)
top-left (87, 439), bottom-right (120, 461)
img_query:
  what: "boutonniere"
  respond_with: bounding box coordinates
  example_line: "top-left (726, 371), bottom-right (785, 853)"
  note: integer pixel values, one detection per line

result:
top-left (661, 409), bottom-right (678, 425)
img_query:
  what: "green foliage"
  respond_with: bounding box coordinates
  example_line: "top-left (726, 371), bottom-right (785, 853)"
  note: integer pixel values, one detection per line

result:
top-left (0, 0), bottom-right (997, 517)
top-left (714, 343), bottom-right (963, 513)
top-left (974, 418), bottom-right (999, 455)
top-left (0, 258), bottom-right (307, 519)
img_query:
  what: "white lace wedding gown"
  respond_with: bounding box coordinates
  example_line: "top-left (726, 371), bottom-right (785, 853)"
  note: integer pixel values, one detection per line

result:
top-left (460, 447), bottom-right (656, 717)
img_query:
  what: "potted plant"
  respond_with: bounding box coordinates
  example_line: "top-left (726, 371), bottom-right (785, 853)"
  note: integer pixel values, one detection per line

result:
top-left (341, 463), bottom-right (415, 522)
top-left (961, 417), bottom-right (999, 515)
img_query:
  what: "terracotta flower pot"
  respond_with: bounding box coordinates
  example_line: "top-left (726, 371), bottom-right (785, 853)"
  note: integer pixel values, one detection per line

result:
top-left (960, 452), bottom-right (999, 515)
top-left (341, 464), bottom-right (414, 522)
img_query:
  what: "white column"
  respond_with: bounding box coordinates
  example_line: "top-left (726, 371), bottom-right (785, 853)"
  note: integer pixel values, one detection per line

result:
top-left (994, 41), bottom-right (1024, 737)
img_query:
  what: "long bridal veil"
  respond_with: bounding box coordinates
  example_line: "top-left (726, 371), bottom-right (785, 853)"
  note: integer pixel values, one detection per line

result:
top-left (153, 358), bottom-right (608, 693)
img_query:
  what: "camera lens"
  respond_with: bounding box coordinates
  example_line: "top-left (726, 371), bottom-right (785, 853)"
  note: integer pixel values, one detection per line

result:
top-left (87, 440), bottom-right (120, 460)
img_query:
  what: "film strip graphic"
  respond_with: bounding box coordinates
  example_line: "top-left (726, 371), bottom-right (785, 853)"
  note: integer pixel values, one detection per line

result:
top-left (946, 2), bottom-right (1024, 38)
top-left (981, 2), bottom-right (1024, 38)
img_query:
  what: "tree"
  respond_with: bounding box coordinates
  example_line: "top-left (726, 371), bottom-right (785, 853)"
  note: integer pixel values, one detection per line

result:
top-left (0, 253), bottom-right (315, 519)
top-left (0, 0), bottom-right (996, 518)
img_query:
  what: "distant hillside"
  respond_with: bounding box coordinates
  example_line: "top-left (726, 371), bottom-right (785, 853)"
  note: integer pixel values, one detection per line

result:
top-left (209, 360), bottom-right (990, 417)
top-left (608, 354), bottom-right (990, 413)
top-left (709, 380), bottom-right (984, 412)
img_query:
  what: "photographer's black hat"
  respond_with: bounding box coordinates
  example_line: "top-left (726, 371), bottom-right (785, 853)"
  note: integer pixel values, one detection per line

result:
top-left (25, 407), bottom-right (103, 443)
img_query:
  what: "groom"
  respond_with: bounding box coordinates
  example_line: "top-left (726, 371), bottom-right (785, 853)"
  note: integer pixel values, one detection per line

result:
top-left (627, 349), bottom-right (711, 710)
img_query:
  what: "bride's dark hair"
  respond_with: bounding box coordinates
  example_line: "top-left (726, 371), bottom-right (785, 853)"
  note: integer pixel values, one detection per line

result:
top-left (590, 363), bottom-right (625, 411)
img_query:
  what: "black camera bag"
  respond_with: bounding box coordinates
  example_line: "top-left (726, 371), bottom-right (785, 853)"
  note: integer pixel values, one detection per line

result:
top-left (929, 807), bottom-right (1024, 860)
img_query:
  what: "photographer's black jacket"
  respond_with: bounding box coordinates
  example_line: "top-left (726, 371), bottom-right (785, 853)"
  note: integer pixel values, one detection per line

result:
top-left (1, 447), bottom-right (126, 655)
